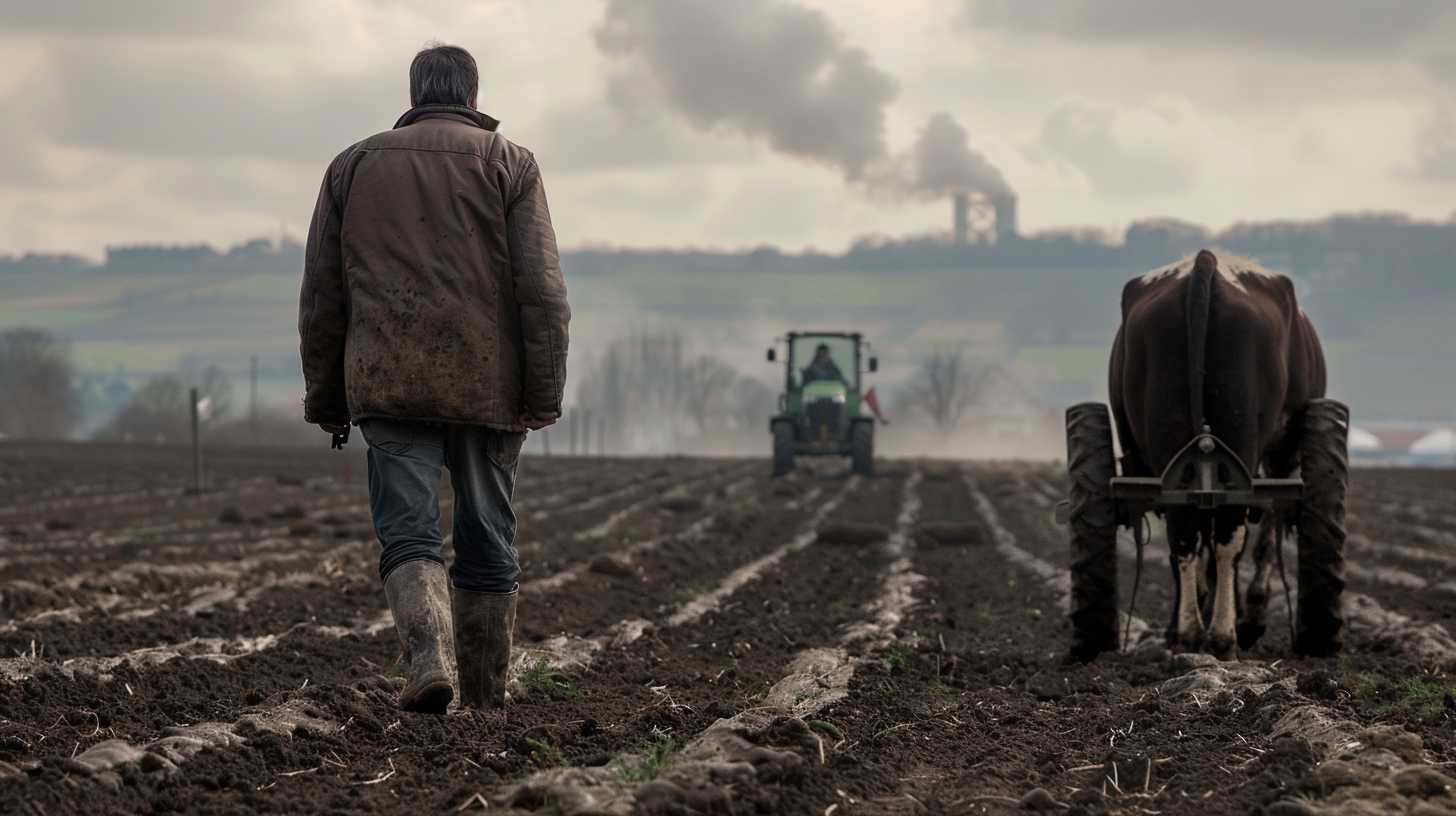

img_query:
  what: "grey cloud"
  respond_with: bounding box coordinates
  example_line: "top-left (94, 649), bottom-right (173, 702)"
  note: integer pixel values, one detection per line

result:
top-left (1422, 50), bottom-right (1456, 82)
top-left (19, 43), bottom-right (402, 163)
top-left (1412, 107), bottom-right (1456, 182)
top-left (530, 77), bottom-right (757, 173)
top-left (964, 0), bottom-right (1453, 55)
top-left (0, 113), bottom-right (47, 187)
top-left (1037, 98), bottom-right (1199, 199)
top-left (0, 2), bottom-right (294, 41)
top-left (594, 0), bottom-right (898, 180)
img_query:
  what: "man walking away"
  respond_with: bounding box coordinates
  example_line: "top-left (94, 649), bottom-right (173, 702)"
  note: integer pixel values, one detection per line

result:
top-left (299, 43), bottom-right (570, 714)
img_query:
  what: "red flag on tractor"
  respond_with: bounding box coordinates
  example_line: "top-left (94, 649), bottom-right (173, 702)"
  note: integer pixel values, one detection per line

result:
top-left (864, 387), bottom-right (889, 425)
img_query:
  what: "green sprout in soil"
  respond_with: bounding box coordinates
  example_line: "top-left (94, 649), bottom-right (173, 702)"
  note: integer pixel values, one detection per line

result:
top-left (525, 737), bottom-right (563, 768)
top-left (1334, 660), bottom-right (1456, 725)
top-left (1375, 678), bottom-right (1456, 724)
top-left (882, 646), bottom-right (912, 672)
top-left (1334, 657), bottom-right (1382, 700)
top-left (745, 681), bottom-right (771, 704)
top-left (808, 720), bottom-right (844, 741)
top-left (621, 735), bottom-right (674, 782)
top-left (521, 658), bottom-right (579, 699)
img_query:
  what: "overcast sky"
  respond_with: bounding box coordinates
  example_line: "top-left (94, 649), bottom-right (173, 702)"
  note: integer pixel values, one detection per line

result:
top-left (2, 0), bottom-right (1454, 257)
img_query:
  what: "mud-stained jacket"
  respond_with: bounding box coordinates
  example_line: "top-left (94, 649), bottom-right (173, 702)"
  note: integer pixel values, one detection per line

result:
top-left (299, 105), bottom-right (570, 431)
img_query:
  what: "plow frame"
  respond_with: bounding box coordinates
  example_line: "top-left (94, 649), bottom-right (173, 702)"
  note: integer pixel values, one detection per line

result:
top-left (1109, 426), bottom-right (1304, 527)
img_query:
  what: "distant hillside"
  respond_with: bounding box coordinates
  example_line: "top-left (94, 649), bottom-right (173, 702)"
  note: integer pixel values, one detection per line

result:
top-left (2, 212), bottom-right (1454, 428)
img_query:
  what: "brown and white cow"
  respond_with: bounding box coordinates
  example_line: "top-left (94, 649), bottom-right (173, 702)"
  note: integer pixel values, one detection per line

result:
top-left (1110, 249), bottom-right (1327, 657)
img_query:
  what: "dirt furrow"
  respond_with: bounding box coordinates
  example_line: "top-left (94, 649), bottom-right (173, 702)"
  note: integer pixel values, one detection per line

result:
top-left (0, 463), bottom-right (739, 655)
top-left (3, 452), bottom-right (1454, 816)
top-left (0, 470), bottom-right (769, 676)
top-left (4, 466), bottom-right (889, 813)
top-left (492, 469), bottom-right (927, 812)
top-left (765, 463), bottom-right (1449, 815)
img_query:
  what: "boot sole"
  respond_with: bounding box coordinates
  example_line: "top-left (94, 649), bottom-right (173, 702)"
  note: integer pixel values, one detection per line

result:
top-left (401, 676), bottom-right (454, 714)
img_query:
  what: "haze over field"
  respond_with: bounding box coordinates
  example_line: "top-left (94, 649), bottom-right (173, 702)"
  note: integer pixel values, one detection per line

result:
top-left (2, 1), bottom-right (1455, 452)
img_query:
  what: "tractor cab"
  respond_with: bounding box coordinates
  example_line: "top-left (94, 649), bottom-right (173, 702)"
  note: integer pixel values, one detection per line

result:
top-left (766, 332), bottom-right (880, 476)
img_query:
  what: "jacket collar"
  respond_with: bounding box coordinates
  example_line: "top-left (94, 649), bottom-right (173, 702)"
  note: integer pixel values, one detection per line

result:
top-left (393, 104), bottom-right (500, 132)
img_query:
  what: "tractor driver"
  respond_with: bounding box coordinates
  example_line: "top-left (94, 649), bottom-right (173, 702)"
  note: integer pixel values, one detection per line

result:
top-left (802, 343), bottom-right (848, 387)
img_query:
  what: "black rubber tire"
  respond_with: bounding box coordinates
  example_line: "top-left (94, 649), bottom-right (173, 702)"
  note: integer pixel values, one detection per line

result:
top-left (772, 421), bottom-right (796, 478)
top-left (1294, 398), bottom-right (1349, 658)
top-left (1066, 402), bottom-right (1120, 662)
top-left (850, 422), bottom-right (874, 477)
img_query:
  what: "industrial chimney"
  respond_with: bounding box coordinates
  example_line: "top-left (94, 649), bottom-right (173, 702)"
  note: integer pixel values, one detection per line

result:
top-left (952, 192), bottom-right (969, 245)
top-left (992, 193), bottom-right (1018, 243)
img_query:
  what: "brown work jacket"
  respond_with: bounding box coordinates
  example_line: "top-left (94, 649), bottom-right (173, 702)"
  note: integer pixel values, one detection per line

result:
top-left (300, 104), bottom-right (570, 432)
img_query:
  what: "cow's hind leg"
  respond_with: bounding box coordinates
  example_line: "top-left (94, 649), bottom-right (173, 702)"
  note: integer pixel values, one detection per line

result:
top-left (1207, 511), bottom-right (1249, 660)
top-left (1238, 516), bottom-right (1278, 650)
top-left (1165, 510), bottom-right (1205, 652)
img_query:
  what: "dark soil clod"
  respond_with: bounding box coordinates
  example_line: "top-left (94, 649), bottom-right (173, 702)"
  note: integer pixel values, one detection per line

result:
top-left (660, 495), bottom-right (705, 514)
top-left (817, 522), bottom-right (890, 546)
top-left (914, 521), bottom-right (983, 547)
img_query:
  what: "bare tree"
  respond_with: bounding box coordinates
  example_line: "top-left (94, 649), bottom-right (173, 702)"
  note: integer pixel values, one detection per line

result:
top-left (178, 355), bottom-right (235, 421)
top-left (680, 356), bottom-right (737, 433)
top-left (902, 349), bottom-right (980, 431)
top-left (730, 376), bottom-right (777, 431)
top-left (0, 328), bottom-right (79, 439)
top-left (575, 333), bottom-right (765, 452)
top-left (576, 333), bottom-right (690, 452)
top-left (99, 375), bottom-right (188, 442)
top-left (98, 365), bottom-right (233, 443)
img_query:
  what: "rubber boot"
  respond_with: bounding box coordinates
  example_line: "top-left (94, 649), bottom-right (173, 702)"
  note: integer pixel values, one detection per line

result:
top-left (383, 560), bottom-right (455, 714)
top-left (453, 587), bottom-right (517, 709)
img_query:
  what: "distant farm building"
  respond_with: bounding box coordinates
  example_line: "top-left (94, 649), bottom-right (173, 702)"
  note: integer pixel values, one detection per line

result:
top-left (1357, 423), bottom-right (1456, 465)
top-left (1410, 428), bottom-right (1456, 464)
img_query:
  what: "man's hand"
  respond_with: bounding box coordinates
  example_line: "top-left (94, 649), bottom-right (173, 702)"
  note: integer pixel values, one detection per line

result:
top-left (319, 422), bottom-right (350, 435)
top-left (522, 415), bottom-right (558, 431)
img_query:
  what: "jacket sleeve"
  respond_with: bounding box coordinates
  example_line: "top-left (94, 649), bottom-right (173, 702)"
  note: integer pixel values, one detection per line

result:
top-left (298, 156), bottom-right (351, 425)
top-left (507, 156), bottom-right (571, 419)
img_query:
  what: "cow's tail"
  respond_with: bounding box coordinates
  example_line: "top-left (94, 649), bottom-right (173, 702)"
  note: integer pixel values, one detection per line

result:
top-left (1186, 249), bottom-right (1217, 432)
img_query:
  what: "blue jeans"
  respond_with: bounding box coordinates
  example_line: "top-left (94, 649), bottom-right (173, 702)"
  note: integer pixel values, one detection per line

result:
top-left (361, 419), bottom-right (526, 593)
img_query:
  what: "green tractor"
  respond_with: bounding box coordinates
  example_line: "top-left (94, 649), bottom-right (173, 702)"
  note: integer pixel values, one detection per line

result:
top-left (766, 331), bottom-right (883, 477)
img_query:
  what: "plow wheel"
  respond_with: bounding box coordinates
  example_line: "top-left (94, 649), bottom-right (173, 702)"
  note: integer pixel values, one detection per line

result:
top-left (1295, 398), bottom-right (1350, 657)
top-left (1066, 402), bottom-right (1120, 661)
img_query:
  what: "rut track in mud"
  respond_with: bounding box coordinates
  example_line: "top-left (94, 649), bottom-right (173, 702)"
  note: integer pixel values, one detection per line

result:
top-left (1, 446), bottom-right (1455, 815)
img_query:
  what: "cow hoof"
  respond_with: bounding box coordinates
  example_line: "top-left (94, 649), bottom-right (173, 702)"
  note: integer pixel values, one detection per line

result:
top-left (1236, 621), bottom-right (1266, 651)
top-left (1206, 635), bottom-right (1239, 661)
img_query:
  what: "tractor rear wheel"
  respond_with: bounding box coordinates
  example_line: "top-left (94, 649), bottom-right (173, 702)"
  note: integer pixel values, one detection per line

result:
top-left (772, 421), bottom-right (796, 478)
top-left (850, 422), bottom-right (874, 477)
top-left (1295, 399), bottom-right (1349, 657)
top-left (1066, 402), bottom-right (1119, 662)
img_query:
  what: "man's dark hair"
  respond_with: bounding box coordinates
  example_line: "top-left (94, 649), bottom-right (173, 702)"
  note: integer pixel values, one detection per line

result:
top-left (409, 43), bottom-right (478, 107)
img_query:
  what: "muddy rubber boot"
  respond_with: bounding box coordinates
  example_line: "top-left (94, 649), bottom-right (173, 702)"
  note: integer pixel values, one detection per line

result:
top-left (453, 587), bottom-right (517, 709)
top-left (383, 561), bottom-right (455, 714)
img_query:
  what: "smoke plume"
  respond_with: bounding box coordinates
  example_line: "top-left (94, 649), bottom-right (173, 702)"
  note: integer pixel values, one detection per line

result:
top-left (595, 0), bottom-right (1013, 201)
top-left (595, 0), bottom-right (898, 180)
top-left (907, 112), bottom-right (1011, 198)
